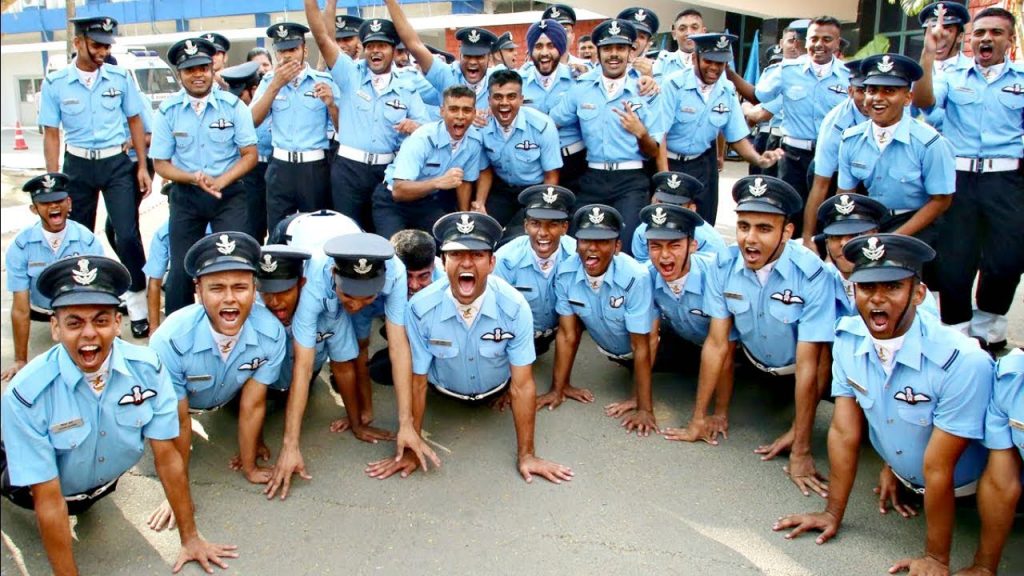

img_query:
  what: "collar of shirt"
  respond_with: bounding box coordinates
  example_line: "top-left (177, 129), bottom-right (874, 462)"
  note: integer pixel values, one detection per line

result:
top-left (806, 57), bottom-right (835, 79)
top-left (851, 314), bottom-right (933, 372)
top-left (75, 64), bottom-right (101, 90)
top-left (935, 53), bottom-right (963, 73)
top-left (666, 272), bottom-right (689, 299)
top-left (370, 71), bottom-right (392, 95)
top-left (841, 276), bottom-right (854, 302)
top-left (755, 260), bottom-right (776, 286)
top-left (975, 61), bottom-right (1007, 83)
top-left (41, 226), bottom-right (68, 253)
top-left (696, 75), bottom-right (716, 102)
top-left (533, 245), bottom-right (561, 277)
top-left (447, 288), bottom-right (486, 327)
top-left (868, 114), bottom-right (912, 151)
top-left (870, 332), bottom-right (907, 375)
top-left (734, 240), bottom-right (795, 280)
top-left (57, 338), bottom-right (132, 392)
top-left (210, 324), bottom-right (240, 361)
top-left (601, 74), bottom-right (626, 101)
top-left (871, 122), bottom-right (896, 150)
top-left (585, 272), bottom-right (606, 291)
top-left (82, 352), bottom-right (113, 395)
top-left (534, 68), bottom-right (557, 91)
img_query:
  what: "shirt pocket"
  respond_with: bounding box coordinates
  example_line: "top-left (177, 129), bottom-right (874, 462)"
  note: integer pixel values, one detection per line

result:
top-left (577, 104), bottom-right (601, 122)
top-left (173, 131), bottom-right (194, 148)
top-left (725, 296), bottom-right (754, 333)
top-left (767, 296), bottom-right (803, 325)
top-left (382, 102), bottom-right (408, 123)
top-left (207, 121), bottom-right (236, 144)
top-left (114, 403), bottom-right (154, 454)
top-left (947, 86), bottom-right (980, 106)
top-left (514, 145), bottom-right (541, 164)
top-left (849, 163), bottom-right (873, 181)
top-left (428, 342), bottom-right (459, 360)
top-left (897, 403), bottom-right (935, 427)
top-left (60, 97), bottom-right (86, 116)
top-left (100, 92), bottom-right (122, 111)
top-left (889, 166), bottom-right (922, 186)
top-left (784, 85), bottom-right (808, 101)
top-left (272, 95), bottom-right (292, 113)
top-left (301, 93), bottom-right (326, 112)
top-left (997, 89), bottom-right (1024, 110)
top-left (184, 373), bottom-right (217, 394)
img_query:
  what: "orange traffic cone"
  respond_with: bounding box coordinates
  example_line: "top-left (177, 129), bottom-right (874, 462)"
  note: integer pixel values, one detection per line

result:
top-left (13, 121), bottom-right (28, 150)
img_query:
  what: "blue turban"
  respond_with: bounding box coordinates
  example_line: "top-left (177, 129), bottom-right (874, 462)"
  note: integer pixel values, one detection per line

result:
top-left (526, 19), bottom-right (567, 56)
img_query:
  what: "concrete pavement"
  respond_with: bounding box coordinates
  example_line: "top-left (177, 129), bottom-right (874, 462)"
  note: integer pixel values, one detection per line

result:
top-left (1, 160), bottom-right (1021, 575)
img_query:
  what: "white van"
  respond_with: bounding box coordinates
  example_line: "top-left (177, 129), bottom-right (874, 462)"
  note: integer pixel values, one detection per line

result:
top-left (44, 45), bottom-right (180, 110)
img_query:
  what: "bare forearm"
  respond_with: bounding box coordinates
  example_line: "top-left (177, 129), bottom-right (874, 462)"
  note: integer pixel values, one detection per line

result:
top-left (475, 169), bottom-right (493, 206)
top-left (333, 360), bottom-right (363, 423)
top-left (127, 116), bottom-right (148, 164)
top-left (971, 455), bottom-right (1022, 571)
top-left (731, 137), bottom-right (767, 166)
top-left (727, 68), bottom-right (758, 103)
top-left (637, 131), bottom-right (659, 159)
top-left (392, 178), bottom-right (441, 202)
top-left (790, 351), bottom-right (820, 456)
top-left (922, 468), bottom-right (957, 564)
top-left (282, 348), bottom-right (316, 446)
top-left (803, 177), bottom-right (833, 241)
top-left (174, 400), bottom-right (193, 471)
top-left (822, 419), bottom-right (861, 521)
top-left (33, 488), bottom-right (77, 576)
top-left (914, 53), bottom-right (937, 109)
top-left (713, 343), bottom-right (736, 416)
top-left (551, 325), bottom-right (580, 391)
top-left (328, 104), bottom-right (339, 132)
top-left (893, 196), bottom-right (951, 237)
top-left (542, 169), bottom-right (559, 185)
top-left (12, 296), bottom-right (30, 363)
top-left (154, 159), bottom-right (199, 184)
top-left (146, 279), bottom-right (162, 332)
top-left (456, 182), bottom-right (472, 211)
top-left (385, 0), bottom-right (432, 71)
top-left (237, 380), bottom-right (267, 471)
top-left (411, 374), bottom-right (428, 433)
top-left (509, 373), bottom-right (538, 459)
top-left (386, 324), bottom-right (415, 428)
top-left (631, 335), bottom-right (653, 411)
top-left (152, 442), bottom-right (199, 542)
top-left (44, 128), bottom-right (61, 172)
top-left (218, 147), bottom-right (258, 187)
top-left (250, 90), bottom-right (277, 127)
top-left (693, 335), bottom-right (728, 418)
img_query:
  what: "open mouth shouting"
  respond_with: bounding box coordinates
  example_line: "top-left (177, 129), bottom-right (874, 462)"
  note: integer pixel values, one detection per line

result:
top-left (219, 306), bottom-right (241, 327)
top-left (742, 244), bottom-right (762, 265)
top-left (45, 206), bottom-right (66, 229)
top-left (975, 42), bottom-right (996, 65)
top-left (533, 237), bottom-right (556, 259)
top-left (456, 271), bottom-right (477, 298)
top-left (79, 344), bottom-right (102, 366)
top-left (867, 308), bottom-right (891, 333)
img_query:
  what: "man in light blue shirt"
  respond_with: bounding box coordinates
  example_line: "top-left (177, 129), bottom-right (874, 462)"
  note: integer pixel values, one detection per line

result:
top-left (675, 176), bottom-right (836, 498)
top-left (367, 212), bottom-right (571, 484)
top-left (38, 16), bottom-right (151, 337)
top-left (476, 69), bottom-right (562, 227)
top-left (0, 256), bottom-right (237, 574)
top-left (148, 232), bottom-right (284, 529)
top-left (495, 185), bottom-right (577, 357)
top-left (913, 6), bottom-right (1024, 350)
top-left (372, 86), bottom-right (485, 239)
top-left (150, 38), bottom-right (258, 316)
top-left (774, 234), bottom-right (993, 576)
top-left (549, 19), bottom-right (665, 250)
top-left (3, 173), bottom-right (104, 383)
top-left (250, 22), bottom-right (340, 233)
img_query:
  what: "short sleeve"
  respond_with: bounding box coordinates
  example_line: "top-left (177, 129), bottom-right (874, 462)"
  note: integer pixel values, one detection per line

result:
top-left (148, 328), bottom-right (187, 399)
top-left (933, 349), bottom-right (993, 440)
top-left (38, 77), bottom-right (61, 128)
top-left (251, 324), bottom-right (286, 386)
top-left (836, 137), bottom-right (860, 191)
top-left (921, 134), bottom-right (956, 196)
top-left (391, 131), bottom-right (428, 181)
top-left (538, 119), bottom-right (563, 172)
top-left (507, 303), bottom-right (537, 367)
top-left (623, 268), bottom-right (654, 335)
top-left (795, 264), bottom-right (837, 343)
top-left (6, 241), bottom-right (30, 292)
top-left (141, 363), bottom-right (181, 441)
top-left (149, 108), bottom-right (175, 161)
top-left (406, 307), bottom-right (433, 376)
top-left (231, 100), bottom-right (258, 148)
top-left (0, 392), bottom-right (58, 487)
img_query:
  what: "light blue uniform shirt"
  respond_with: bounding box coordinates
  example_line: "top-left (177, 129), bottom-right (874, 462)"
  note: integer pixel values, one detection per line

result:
top-left (755, 63), bottom-right (785, 131)
top-left (395, 66), bottom-right (440, 116)
top-left (549, 72), bottom-right (664, 164)
top-left (143, 220), bottom-right (170, 280)
top-left (7, 222), bottom-right (104, 310)
top-left (38, 64), bottom-right (144, 149)
top-left (349, 256), bottom-right (408, 341)
top-left (252, 65), bottom-right (339, 152)
top-left (754, 56), bottom-right (851, 141)
top-left (838, 115), bottom-right (956, 211)
top-left (707, 241), bottom-right (836, 368)
top-left (290, 256), bottom-right (360, 363)
top-left (660, 70), bottom-right (750, 155)
top-left (494, 234), bottom-right (577, 334)
top-left (631, 220), bottom-right (728, 263)
top-left (913, 53), bottom-right (971, 132)
top-left (150, 303), bottom-right (285, 408)
top-left (327, 56), bottom-right (430, 154)
top-left (984, 349), bottom-right (1024, 463)
top-left (479, 106), bottom-right (562, 185)
top-left (653, 50), bottom-right (692, 81)
top-left (554, 253), bottom-right (654, 356)
top-left (832, 313), bottom-right (993, 488)
top-left (407, 276), bottom-right (535, 395)
top-left (0, 340), bottom-right (178, 495)
top-left (423, 56), bottom-right (491, 110)
top-left (650, 251), bottom-right (716, 346)
top-left (124, 88), bottom-right (153, 163)
top-left (150, 89), bottom-right (257, 177)
top-left (813, 98), bottom-right (866, 178)
top-left (272, 326), bottom-right (328, 392)
top-left (256, 117), bottom-right (273, 159)
top-left (384, 120), bottom-right (484, 186)
top-left (521, 64), bottom-right (584, 147)
top-left (932, 61), bottom-right (1024, 159)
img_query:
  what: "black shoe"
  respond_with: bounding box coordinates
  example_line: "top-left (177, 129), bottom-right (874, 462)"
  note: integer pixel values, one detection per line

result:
top-left (130, 319), bottom-right (150, 339)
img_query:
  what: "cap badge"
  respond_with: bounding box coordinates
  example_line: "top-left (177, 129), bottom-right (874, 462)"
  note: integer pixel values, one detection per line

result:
top-left (101, 18), bottom-right (113, 32)
top-left (716, 35), bottom-right (729, 50)
top-left (863, 237), bottom-right (885, 261)
top-left (651, 207), bottom-right (668, 226)
top-left (456, 214), bottom-right (475, 234)
top-left (276, 25), bottom-right (289, 38)
top-left (467, 29), bottom-right (481, 43)
top-left (41, 174), bottom-right (57, 190)
top-left (550, 7), bottom-right (561, 18)
top-left (877, 55), bottom-right (894, 73)
top-left (634, 9), bottom-right (647, 22)
top-left (336, 18), bottom-right (346, 29)
top-left (72, 259), bottom-right (97, 286)
top-left (666, 174), bottom-right (681, 189)
top-left (184, 40), bottom-right (198, 56)
top-left (542, 187), bottom-right (559, 205)
top-left (353, 258), bottom-right (373, 275)
top-left (260, 255), bottom-right (277, 273)
top-left (216, 234), bottom-right (236, 255)
top-left (538, 21), bottom-right (547, 29)
top-left (203, 34), bottom-right (215, 42)
top-left (588, 207), bottom-right (605, 225)
top-left (835, 194), bottom-right (856, 215)
top-left (370, 19), bottom-right (382, 33)
top-left (608, 21), bottom-right (622, 36)
top-left (749, 177), bottom-right (768, 197)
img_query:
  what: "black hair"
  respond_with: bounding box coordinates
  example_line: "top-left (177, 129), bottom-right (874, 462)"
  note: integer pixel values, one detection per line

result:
top-left (246, 47), bottom-right (271, 62)
top-left (973, 7), bottom-right (1016, 28)
top-left (579, 35), bottom-right (592, 43)
top-left (443, 84), bottom-right (477, 103)
top-left (487, 69), bottom-right (523, 91)
top-left (391, 230), bottom-right (436, 271)
top-left (809, 16), bottom-right (842, 31)
top-left (675, 9), bottom-right (703, 23)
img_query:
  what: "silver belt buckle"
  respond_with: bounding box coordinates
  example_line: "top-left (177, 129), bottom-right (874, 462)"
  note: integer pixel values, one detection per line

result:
top-left (88, 149), bottom-right (100, 160)
top-left (366, 153), bottom-right (377, 164)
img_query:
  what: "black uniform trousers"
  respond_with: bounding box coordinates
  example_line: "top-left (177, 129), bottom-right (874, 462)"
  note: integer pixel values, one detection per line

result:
top-left (486, 177), bottom-right (530, 230)
top-left (936, 166), bottom-right (1024, 325)
top-left (241, 160), bottom-right (269, 243)
top-left (559, 148), bottom-right (588, 194)
top-left (265, 156), bottom-right (331, 235)
top-left (331, 156), bottom-right (389, 233)
top-left (777, 144), bottom-right (815, 237)
top-left (104, 158), bottom-right (153, 252)
top-left (575, 168), bottom-right (650, 255)
top-left (64, 152), bottom-right (147, 292)
top-left (165, 181), bottom-right (248, 315)
top-left (1, 441), bottom-right (118, 515)
top-left (668, 146), bottom-right (719, 225)
top-left (371, 182), bottom-right (456, 241)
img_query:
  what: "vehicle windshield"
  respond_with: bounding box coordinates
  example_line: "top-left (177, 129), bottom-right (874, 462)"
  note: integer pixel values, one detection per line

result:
top-left (135, 67), bottom-right (180, 95)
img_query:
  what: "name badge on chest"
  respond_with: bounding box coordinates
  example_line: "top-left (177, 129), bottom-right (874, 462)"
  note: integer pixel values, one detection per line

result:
top-left (186, 374), bottom-right (213, 382)
top-left (428, 338), bottom-right (452, 347)
top-left (50, 418), bottom-right (84, 434)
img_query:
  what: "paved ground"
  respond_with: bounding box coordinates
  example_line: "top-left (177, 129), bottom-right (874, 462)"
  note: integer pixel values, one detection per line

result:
top-left (0, 148), bottom-right (1021, 575)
